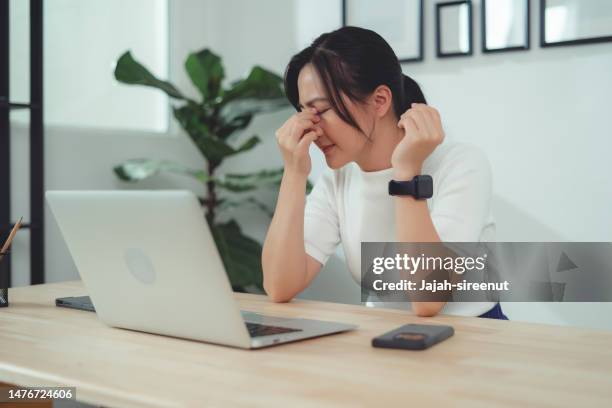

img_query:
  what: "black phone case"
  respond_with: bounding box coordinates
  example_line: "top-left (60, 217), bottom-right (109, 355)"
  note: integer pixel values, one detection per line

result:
top-left (372, 323), bottom-right (454, 350)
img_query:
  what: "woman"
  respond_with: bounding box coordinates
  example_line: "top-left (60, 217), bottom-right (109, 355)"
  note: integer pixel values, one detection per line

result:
top-left (262, 26), bottom-right (507, 320)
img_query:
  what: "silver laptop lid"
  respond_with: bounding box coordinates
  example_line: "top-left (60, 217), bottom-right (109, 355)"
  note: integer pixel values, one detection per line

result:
top-left (46, 190), bottom-right (252, 348)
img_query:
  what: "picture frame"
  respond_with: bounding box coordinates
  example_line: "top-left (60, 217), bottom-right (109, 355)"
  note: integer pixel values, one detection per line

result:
top-left (436, 0), bottom-right (473, 58)
top-left (540, 0), bottom-right (612, 47)
top-left (482, 0), bottom-right (530, 53)
top-left (342, 0), bottom-right (424, 63)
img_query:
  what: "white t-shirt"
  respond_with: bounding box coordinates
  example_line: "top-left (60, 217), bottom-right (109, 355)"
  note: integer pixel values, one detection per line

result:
top-left (303, 142), bottom-right (496, 316)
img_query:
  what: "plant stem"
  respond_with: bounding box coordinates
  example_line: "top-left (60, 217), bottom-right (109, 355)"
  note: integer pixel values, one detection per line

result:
top-left (205, 161), bottom-right (219, 224)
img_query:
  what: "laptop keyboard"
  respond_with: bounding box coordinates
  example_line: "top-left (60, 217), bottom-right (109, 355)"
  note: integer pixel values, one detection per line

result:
top-left (246, 322), bottom-right (302, 338)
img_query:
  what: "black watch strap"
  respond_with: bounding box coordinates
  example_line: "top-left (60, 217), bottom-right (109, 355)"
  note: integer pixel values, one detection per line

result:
top-left (388, 175), bottom-right (433, 199)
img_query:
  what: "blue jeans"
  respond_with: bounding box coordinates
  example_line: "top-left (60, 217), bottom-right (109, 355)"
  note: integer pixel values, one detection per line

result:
top-left (478, 303), bottom-right (509, 320)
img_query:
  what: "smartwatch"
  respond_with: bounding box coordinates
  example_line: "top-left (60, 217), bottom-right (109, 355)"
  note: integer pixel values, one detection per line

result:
top-left (388, 175), bottom-right (433, 199)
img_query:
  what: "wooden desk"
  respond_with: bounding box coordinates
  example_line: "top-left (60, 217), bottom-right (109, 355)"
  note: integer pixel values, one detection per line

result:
top-left (0, 281), bottom-right (611, 407)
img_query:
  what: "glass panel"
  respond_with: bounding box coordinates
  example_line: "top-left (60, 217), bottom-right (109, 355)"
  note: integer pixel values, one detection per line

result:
top-left (9, 0), bottom-right (30, 123)
top-left (484, 0), bottom-right (528, 50)
top-left (346, 0), bottom-right (421, 60)
top-left (10, 0), bottom-right (169, 132)
top-left (440, 3), bottom-right (470, 54)
top-left (545, 0), bottom-right (612, 43)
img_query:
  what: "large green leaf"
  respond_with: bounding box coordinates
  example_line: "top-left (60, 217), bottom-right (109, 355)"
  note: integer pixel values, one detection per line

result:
top-left (197, 136), bottom-right (240, 164)
top-left (219, 97), bottom-right (289, 126)
top-left (173, 104), bottom-right (212, 139)
top-left (233, 135), bottom-right (260, 154)
top-left (209, 219), bottom-right (263, 289)
top-left (217, 196), bottom-right (273, 218)
top-left (218, 65), bottom-right (289, 127)
top-left (216, 168), bottom-right (313, 194)
top-left (114, 51), bottom-right (189, 101)
top-left (216, 113), bottom-right (253, 140)
top-left (114, 159), bottom-right (207, 182)
top-left (222, 66), bottom-right (285, 103)
top-left (185, 49), bottom-right (225, 103)
top-left (215, 168), bottom-right (284, 192)
top-left (173, 105), bottom-right (259, 163)
top-left (196, 134), bottom-right (260, 164)
top-left (173, 104), bottom-right (221, 160)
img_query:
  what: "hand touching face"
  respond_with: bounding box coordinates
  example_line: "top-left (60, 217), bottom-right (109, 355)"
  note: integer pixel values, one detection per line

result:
top-left (275, 109), bottom-right (323, 176)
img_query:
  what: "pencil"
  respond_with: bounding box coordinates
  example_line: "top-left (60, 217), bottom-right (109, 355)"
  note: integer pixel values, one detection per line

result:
top-left (1, 217), bottom-right (23, 256)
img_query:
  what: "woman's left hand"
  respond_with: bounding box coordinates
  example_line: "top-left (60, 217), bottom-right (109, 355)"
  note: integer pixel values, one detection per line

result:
top-left (392, 103), bottom-right (445, 179)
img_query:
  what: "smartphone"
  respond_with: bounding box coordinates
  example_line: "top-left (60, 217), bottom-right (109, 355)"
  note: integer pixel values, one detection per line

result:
top-left (372, 323), bottom-right (454, 350)
top-left (55, 296), bottom-right (96, 312)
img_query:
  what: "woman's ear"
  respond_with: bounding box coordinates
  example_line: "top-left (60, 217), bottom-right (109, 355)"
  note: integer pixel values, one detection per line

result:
top-left (370, 85), bottom-right (393, 118)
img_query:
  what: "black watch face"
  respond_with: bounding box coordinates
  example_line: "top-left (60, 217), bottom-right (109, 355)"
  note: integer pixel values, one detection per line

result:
top-left (417, 176), bottom-right (433, 198)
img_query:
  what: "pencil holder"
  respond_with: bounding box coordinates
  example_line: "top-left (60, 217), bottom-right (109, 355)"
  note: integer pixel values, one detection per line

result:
top-left (0, 251), bottom-right (8, 307)
top-left (0, 287), bottom-right (6, 307)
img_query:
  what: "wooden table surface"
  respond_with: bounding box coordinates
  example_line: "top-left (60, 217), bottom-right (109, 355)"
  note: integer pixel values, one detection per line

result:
top-left (0, 281), bottom-right (611, 407)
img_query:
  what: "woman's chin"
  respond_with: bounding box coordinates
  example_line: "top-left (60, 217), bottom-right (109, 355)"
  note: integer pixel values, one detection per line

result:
top-left (325, 155), bottom-right (347, 170)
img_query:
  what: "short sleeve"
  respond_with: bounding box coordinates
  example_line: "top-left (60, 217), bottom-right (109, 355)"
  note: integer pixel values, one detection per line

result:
top-left (430, 144), bottom-right (494, 242)
top-left (304, 171), bottom-right (341, 265)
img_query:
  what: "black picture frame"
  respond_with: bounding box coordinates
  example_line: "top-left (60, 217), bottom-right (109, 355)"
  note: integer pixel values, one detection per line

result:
top-left (540, 0), bottom-right (612, 47)
top-left (482, 0), bottom-right (530, 53)
top-left (436, 0), bottom-right (473, 58)
top-left (342, 0), bottom-right (424, 63)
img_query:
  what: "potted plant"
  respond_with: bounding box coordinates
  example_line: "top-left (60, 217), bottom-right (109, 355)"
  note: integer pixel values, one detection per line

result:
top-left (113, 48), bottom-right (306, 292)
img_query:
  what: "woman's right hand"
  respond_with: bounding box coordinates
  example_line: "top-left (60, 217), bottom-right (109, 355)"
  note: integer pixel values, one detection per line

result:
top-left (275, 109), bottom-right (323, 176)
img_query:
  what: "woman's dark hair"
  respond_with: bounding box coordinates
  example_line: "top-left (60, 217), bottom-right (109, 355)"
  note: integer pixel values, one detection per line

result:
top-left (284, 26), bottom-right (427, 135)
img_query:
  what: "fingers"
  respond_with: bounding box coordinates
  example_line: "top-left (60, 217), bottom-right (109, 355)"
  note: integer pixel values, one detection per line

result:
top-left (295, 108), bottom-right (320, 124)
top-left (428, 106), bottom-right (444, 138)
top-left (296, 129), bottom-right (321, 155)
top-left (293, 110), bottom-right (320, 133)
top-left (416, 103), bottom-right (442, 137)
top-left (409, 106), bottom-right (435, 136)
top-left (398, 103), bottom-right (445, 144)
top-left (290, 118), bottom-right (319, 146)
top-left (275, 108), bottom-right (322, 175)
top-left (277, 114), bottom-right (320, 149)
top-left (398, 114), bottom-right (418, 135)
top-left (294, 116), bottom-right (321, 130)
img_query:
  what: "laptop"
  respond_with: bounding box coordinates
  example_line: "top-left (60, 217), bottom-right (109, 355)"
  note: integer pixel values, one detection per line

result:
top-left (46, 190), bottom-right (356, 349)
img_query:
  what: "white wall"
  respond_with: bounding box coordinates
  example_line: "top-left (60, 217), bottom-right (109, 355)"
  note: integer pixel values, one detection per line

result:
top-left (7, 0), bottom-right (612, 330)
top-left (407, 0), bottom-right (612, 329)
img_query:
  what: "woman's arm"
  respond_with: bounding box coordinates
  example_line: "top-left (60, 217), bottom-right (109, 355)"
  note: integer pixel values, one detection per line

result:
top-left (262, 110), bottom-right (324, 302)
top-left (393, 187), bottom-right (445, 317)
top-left (262, 171), bottom-right (322, 302)
top-left (392, 103), bottom-right (446, 317)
